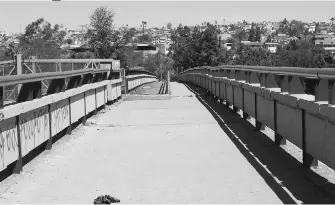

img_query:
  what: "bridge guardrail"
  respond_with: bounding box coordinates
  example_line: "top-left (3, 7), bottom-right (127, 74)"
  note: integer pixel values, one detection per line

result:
top-left (179, 65), bottom-right (335, 172)
top-left (0, 61), bottom-right (157, 174)
top-left (126, 74), bottom-right (158, 92)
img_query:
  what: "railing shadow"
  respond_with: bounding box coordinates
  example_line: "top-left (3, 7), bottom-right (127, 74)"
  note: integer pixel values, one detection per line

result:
top-left (183, 82), bottom-right (335, 204)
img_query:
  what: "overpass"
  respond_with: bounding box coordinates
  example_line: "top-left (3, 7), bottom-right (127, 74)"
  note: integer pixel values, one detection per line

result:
top-left (0, 59), bottom-right (334, 203)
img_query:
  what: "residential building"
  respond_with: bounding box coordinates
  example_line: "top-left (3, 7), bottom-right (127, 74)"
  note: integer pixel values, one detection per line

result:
top-left (217, 33), bottom-right (232, 42)
top-left (264, 42), bottom-right (278, 53)
top-left (157, 43), bottom-right (170, 55)
top-left (223, 43), bottom-right (232, 51)
top-left (241, 41), bottom-right (264, 50)
top-left (271, 34), bottom-right (296, 45)
top-left (135, 43), bottom-right (159, 56)
top-left (314, 34), bottom-right (335, 53)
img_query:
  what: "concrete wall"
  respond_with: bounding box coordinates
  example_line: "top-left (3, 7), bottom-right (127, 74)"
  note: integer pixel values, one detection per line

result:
top-left (0, 74), bottom-right (156, 172)
top-left (180, 71), bottom-right (335, 171)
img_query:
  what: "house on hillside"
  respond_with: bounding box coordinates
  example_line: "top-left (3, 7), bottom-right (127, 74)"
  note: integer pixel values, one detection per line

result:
top-left (314, 34), bottom-right (335, 53)
top-left (135, 43), bottom-right (159, 56)
top-left (272, 34), bottom-right (292, 45)
top-left (264, 42), bottom-right (278, 53)
top-left (241, 41), bottom-right (264, 50)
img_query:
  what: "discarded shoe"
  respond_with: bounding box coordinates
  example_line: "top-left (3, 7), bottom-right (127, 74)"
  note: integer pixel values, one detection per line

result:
top-left (94, 195), bottom-right (120, 204)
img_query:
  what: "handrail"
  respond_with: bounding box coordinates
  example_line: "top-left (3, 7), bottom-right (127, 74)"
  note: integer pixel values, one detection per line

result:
top-left (126, 74), bottom-right (158, 79)
top-left (0, 68), bottom-right (110, 87)
top-left (23, 59), bottom-right (118, 63)
top-left (179, 65), bottom-right (335, 79)
top-left (126, 69), bottom-right (157, 77)
top-left (0, 60), bottom-right (14, 65)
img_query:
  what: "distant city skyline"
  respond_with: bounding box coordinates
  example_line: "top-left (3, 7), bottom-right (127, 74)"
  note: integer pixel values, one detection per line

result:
top-left (0, 1), bottom-right (335, 34)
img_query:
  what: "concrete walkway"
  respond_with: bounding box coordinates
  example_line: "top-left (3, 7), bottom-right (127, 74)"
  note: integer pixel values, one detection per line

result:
top-left (0, 82), bottom-right (328, 204)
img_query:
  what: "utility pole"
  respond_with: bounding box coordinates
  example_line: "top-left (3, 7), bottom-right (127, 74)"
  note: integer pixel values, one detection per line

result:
top-left (142, 21), bottom-right (147, 36)
top-left (160, 55), bottom-right (163, 81)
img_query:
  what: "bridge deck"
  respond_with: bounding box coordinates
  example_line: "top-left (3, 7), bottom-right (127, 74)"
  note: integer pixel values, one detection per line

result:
top-left (0, 82), bottom-right (333, 203)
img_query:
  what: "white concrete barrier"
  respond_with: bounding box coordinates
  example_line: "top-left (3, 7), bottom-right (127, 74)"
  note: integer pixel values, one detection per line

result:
top-left (180, 68), bottom-right (335, 171)
top-left (0, 74), bottom-right (137, 172)
top-left (126, 74), bottom-right (158, 92)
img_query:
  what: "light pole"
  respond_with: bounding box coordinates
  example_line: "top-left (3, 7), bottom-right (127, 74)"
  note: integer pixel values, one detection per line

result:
top-left (160, 54), bottom-right (163, 81)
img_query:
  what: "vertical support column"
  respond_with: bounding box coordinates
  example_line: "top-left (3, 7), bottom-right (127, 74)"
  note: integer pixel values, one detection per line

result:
top-left (45, 78), bottom-right (65, 150)
top-left (232, 70), bottom-right (238, 113)
top-left (285, 75), bottom-right (318, 167)
top-left (0, 86), bottom-right (3, 109)
top-left (80, 73), bottom-right (93, 125)
top-left (264, 73), bottom-right (287, 146)
top-left (14, 80), bottom-right (42, 173)
top-left (249, 72), bottom-right (262, 130)
top-left (302, 109), bottom-right (318, 168)
top-left (31, 56), bottom-right (37, 73)
top-left (16, 54), bottom-right (22, 92)
top-left (242, 71), bottom-right (250, 118)
top-left (329, 81), bottom-right (335, 105)
top-left (286, 76), bottom-right (319, 168)
top-left (167, 70), bottom-right (171, 94)
top-left (315, 79), bottom-right (329, 102)
top-left (66, 75), bottom-right (82, 135)
top-left (13, 115), bottom-right (23, 174)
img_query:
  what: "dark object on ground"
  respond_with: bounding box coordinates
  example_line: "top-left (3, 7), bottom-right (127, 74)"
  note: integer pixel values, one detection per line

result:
top-left (94, 195), bottom-right (120, 204)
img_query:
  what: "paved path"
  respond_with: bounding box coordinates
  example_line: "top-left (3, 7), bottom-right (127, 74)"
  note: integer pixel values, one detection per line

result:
top-left (0, 82), bottom-right (332, 204)
top-left (131, 81), bottom-right (163, 95)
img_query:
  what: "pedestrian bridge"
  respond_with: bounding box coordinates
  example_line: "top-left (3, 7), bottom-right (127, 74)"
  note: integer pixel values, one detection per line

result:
top-left (0, 61), bottom-right (335, 203)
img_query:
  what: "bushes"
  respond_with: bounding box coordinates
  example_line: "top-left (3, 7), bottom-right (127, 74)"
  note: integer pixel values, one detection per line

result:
top-left (227, 41), bottom-right (335, 68)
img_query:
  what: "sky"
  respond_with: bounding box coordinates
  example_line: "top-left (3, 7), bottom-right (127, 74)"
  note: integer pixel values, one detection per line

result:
top-left (1, 1), bottom-right (335, 34)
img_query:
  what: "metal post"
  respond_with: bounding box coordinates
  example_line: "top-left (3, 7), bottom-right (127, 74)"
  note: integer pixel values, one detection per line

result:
top-left (16, 54), bottom-right (22, 92)
top-left (31, 56), bottom-right (36, 73)
top-left (160, 55), bottom-right (163, 81)
top-left (167, 70), bottom-right (171, 94)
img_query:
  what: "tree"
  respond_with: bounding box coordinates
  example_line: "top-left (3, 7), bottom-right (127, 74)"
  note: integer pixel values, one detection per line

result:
top-left (86, 6), bottom-right (115, 58)
top-left (265, 35), bottom-right (272, 42)
top-left (67, 39), bottom-right (73, 44)
top-left (167, 22), bottom-right (172, 30)
top-left (169, 23), bottom-right (223, 71)
top-left (19, 17), bottom-right (67, 59)
top-left (248, 24), bottom-right (256, 42)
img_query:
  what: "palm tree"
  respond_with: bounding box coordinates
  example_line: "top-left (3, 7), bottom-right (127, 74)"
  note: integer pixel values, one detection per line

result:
top-left (141, 21), bottom-right (147, 35)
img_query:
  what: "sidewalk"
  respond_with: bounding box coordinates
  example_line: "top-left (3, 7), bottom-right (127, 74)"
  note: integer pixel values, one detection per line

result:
top-left (0, 82), bottom-right (306, 204)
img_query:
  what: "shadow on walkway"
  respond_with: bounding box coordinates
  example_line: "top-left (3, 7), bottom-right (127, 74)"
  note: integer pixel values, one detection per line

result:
top-left (184, 82), bottom-right (335, 204)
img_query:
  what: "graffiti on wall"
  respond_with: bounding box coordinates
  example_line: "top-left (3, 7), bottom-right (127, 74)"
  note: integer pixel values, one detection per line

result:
top-left (19, 106), bottom-right (50, 156)
top-left (51, 99), bottom-right (70, 136)
top-left (0, 117), bottom-right (18, 170)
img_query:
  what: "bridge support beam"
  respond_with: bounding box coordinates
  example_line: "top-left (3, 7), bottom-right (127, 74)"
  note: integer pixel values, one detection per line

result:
top-left (14, 80), bottom-right (43, 174)
top-left (0, 86), bottom-right (3, 109)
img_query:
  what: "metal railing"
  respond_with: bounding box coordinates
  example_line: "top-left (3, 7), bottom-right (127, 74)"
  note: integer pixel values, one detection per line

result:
top-left (179, 65), bottom-right (335, 172)
top-left (0, 55), bottom-right (121, 103)
top-left (0, 62), bottom-right (157, 174)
